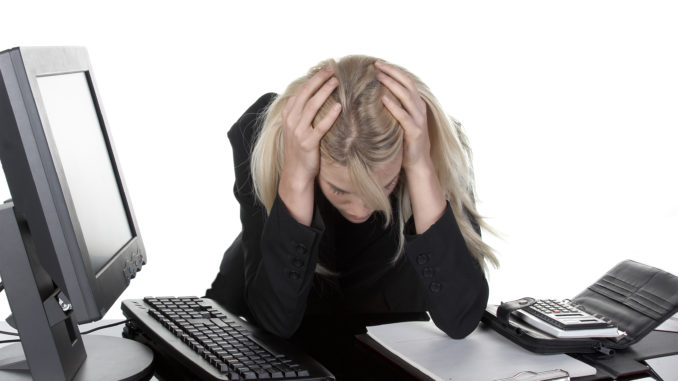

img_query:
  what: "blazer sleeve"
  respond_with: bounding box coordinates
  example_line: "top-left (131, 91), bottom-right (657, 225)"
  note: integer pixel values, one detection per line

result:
top-left (403, 203), bottom-right (489, 339)
top-left (227, 93), bottom-right (326, 338)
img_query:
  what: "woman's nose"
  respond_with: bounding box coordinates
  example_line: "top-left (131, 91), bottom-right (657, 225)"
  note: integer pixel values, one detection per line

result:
top-left (348, 200), bottom-right (371, 217)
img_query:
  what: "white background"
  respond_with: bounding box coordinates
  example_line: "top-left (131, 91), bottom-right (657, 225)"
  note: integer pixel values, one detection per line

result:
top-left (1, 1), bottom-right (676, 322)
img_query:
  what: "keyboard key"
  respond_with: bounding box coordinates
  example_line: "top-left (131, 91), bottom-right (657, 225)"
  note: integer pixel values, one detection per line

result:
top-left (297, 370), bottom-right (310, 377)
top-left (214, 361), bottom-right (227, 372)
top-left (255, 369), bottom-right (271, 379)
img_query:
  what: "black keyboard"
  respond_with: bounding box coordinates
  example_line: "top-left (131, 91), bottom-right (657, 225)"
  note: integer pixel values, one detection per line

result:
top-left (122, 297), bottom-right (334, 380)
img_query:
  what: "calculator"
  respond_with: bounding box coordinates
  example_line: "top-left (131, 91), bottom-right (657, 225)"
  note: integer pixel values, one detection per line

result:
top-left (514, 299), bottom-right (620, 338)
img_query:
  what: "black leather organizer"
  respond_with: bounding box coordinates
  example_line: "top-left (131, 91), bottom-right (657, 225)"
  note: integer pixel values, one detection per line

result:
top-left (481, 260), bottom-right (678, 355)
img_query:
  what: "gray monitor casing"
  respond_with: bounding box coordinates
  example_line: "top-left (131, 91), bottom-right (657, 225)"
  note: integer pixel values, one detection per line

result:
top-left (0, 46), bottom-right (146, 323)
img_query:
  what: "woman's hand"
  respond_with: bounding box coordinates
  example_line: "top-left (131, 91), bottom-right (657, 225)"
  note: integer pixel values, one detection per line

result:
top-left (278, 67), bottom-right (341, 226)
top-left (375, 60), bottom-right (432, 174)
top-left (376, 60), bottom-right (446, 233)
top-left (281, 66), bottom-right (342, 185)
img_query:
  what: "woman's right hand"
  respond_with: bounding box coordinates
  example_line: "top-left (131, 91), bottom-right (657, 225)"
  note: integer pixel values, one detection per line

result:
top-left (278, 67), bottom-right (341, 225)
top-left (281, 66), bottom-right (341, 184)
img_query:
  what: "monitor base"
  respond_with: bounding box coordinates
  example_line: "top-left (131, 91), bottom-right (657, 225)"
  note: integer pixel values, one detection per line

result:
top-left (0, 335), bottom-right (154, 381)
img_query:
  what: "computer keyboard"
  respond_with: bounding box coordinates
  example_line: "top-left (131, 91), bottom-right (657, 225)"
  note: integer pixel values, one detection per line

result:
top-left (122, 297), bottom-right (334, 380)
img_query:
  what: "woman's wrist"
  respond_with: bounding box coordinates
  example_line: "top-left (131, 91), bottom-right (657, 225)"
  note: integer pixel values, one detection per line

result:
top-left (405, 159), bottom-right (447, 234)
top-left (403, 157), bottom-right (435, 182)
top-left (278, 168), bottom-right (316, 226)
top-left (280, 167), bottom-right (315, 193)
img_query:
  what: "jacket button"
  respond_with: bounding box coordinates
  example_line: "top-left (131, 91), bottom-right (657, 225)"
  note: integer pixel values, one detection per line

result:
top-left (429, 282), bottom-right (442, 293)
top-left (416, 253), bottom-right (430, 265)
top-left (423, 267), bottom-right (434, 278)
top-left (288, 271), bottom-right (300, 280)
top-left (295, 243), bottom-right (307, 255)
top-left (292, 258), bottom-right (304, 268)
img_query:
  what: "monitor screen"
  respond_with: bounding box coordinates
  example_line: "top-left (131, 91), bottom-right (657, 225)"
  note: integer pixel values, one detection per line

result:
top-left (37, 72), bottom-right (132, 273)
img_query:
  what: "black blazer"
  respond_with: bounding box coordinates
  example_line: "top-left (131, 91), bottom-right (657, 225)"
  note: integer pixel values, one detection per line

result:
top-left (206, 93), bottom-right (489, 340)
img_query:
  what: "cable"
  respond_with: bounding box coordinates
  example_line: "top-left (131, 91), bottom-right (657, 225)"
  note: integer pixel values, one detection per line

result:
top-left (0, 320), bottom-right (131, 344)
top-left (0, 319), bottom-right (131, 344)
top-left (79, 319), bottom-right (131, 335)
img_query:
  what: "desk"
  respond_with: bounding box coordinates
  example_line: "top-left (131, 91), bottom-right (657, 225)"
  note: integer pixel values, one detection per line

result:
top-left (2, 320), bottom-right (677, 381)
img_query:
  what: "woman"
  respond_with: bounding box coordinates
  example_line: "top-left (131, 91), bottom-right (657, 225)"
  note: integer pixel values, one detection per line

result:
top-left (206, 55), bottom-right (497, 376)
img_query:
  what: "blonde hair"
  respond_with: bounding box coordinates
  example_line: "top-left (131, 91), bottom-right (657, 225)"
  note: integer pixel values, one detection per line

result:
top-left (251, 55), bottom-right (498, 272)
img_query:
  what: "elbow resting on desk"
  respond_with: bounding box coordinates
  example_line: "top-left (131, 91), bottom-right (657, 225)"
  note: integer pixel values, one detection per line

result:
top-left (430, 275), bottom-right (490, 339)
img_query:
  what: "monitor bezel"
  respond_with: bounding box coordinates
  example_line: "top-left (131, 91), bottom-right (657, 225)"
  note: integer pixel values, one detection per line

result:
top-left (0, 46), bottom-right (145, 322)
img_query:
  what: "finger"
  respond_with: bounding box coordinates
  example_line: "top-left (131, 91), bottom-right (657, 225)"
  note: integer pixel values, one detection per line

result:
top-left (377, 71), bottom-right (423, 120)
top-left (382, 95), bottom-right (417, 131)
top-left (313, 103), bottom-right (342, 140)
top-left (374, 60), bottom-right (417, 93)
top-left (290, 66), bottom-right (335, 118)
top-left (282, 95), bottom-right (297, 127)
top-left (375, 60), bottom-right (426, 115)
top-left (298, 76), bottom-right (339, 129)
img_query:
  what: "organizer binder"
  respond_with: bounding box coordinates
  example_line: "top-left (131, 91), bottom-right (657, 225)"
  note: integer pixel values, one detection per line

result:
top-left (482, 260), bottom-right (678, 355)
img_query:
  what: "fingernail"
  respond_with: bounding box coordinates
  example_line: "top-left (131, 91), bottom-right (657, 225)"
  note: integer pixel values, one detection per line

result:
top-left (382, 95), bottom-right (390, 103)
top-left (333, 103), bottom-right (342, 111)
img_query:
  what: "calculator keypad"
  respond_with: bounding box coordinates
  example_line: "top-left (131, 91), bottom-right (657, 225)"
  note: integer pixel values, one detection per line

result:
top-left (523, 299), bottom-right (612, 330)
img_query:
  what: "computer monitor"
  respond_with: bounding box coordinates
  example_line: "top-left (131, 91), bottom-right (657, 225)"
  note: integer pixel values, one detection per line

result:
top-left (0, 47), bottom-right (152, 380)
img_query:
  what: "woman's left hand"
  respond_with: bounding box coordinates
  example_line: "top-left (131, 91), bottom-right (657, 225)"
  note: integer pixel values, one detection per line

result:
top-left (376, 60), bottom-right (447, 233)
top-left (375, 60), bottom-right (432, 173)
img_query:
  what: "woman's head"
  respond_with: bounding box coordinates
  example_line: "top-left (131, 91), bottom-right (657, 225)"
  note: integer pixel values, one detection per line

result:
top-left (252, 55), bottom-right (498, 271)
top-left (311, 56), bottom-right (405, 224)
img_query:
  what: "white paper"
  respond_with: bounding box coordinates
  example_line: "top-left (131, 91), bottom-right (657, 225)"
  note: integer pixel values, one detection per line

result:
top-left (655, 314), bottom-right (678, 333)
top-left (366, 320), bottom-right (596, 381)
top-left (646, 355), bottom-right (678, 381)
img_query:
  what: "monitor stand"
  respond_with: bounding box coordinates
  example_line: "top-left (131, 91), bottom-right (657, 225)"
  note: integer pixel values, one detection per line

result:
top-left (0, 335), bottom-right (154, 381)
top-left (0, 204), bottom-right (154, 380)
